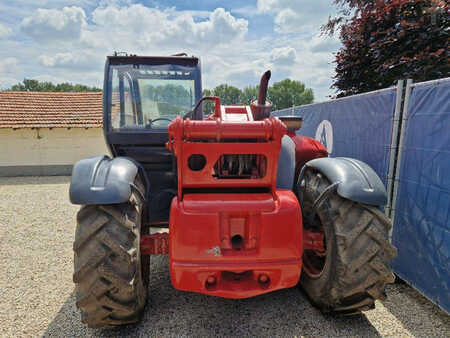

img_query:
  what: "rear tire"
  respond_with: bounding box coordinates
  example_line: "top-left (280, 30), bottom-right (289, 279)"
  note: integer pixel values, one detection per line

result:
top-left (298, 169), bottom-right (397, 314)
top-left (73, 181), bottom-right (148, 328)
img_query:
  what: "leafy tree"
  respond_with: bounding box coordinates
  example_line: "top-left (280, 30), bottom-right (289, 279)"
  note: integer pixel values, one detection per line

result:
top-left (212, 84), bottom-right (242, 105)
top-left (202, 88), bottom-right (215, 113)
top-left (202, 89), bottom-right (213, 98)
top-left (324, 0), bottom-right (449, 97)
top-left (144, 84), bottom-right (193, 108)
top-left (202, 85), bottom-right (248, 113)
top-left (240, 86), bottom-right (259, 105)
top-left (202, 79), bottom-right (314, 113)
top-left (8, 78), bottom-right (101, 92)
top-left (268, 79), bottom-right (314, 110)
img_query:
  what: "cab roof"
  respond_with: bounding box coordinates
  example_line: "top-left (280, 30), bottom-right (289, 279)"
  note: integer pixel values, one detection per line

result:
top-left (107, 55), bottom-right (199, 67)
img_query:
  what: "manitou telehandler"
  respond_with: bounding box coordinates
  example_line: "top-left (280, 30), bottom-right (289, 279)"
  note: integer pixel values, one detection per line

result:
top-left (69, 54), bottom-right (397, 328)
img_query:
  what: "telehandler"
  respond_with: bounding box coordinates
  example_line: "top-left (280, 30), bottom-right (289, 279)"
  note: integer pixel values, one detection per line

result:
top-left (70, 54), bottom-right (397, 328)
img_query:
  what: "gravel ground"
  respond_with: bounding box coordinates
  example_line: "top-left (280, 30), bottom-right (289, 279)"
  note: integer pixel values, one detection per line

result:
top-left (0, 176), bottom-right (449, 337)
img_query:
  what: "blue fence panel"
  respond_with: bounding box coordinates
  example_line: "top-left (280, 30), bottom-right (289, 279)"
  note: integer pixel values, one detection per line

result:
top-left (273, 88), bottom-right (397, 185)
top-left (392, 78), bottom-right (450, 312)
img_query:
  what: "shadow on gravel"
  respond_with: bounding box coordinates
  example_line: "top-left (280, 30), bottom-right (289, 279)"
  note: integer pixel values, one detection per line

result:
top-left (380, 281), bottom-right (450, 335)
top-left (43, 256), bottom-right (382, 337)
top-left (0, 176), bottom-right (71, 185)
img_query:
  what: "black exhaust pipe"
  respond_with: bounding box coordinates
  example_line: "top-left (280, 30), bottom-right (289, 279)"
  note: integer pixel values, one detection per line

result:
top-left (251, 70), bottom-right (273, 120)
top-left (258, 70), bottom-right (271, 105)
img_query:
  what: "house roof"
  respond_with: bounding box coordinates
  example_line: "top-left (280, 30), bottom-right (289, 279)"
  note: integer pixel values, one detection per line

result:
top-left (0, 91), bottom-right (103, 128)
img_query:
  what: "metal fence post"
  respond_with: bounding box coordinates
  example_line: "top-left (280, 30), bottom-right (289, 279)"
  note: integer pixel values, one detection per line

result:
top-left (385, 80), bottom-right (404, 218)
top-left (390, 78), bottom-right (413, 240)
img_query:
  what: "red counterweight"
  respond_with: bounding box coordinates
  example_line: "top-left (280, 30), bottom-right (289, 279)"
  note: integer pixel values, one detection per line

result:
top-left (166, 100), bottom-right (303, 298)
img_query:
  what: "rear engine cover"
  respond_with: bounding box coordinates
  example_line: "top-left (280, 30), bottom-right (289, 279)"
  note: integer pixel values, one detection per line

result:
top-left (169, 190), bottom-right (302, 298)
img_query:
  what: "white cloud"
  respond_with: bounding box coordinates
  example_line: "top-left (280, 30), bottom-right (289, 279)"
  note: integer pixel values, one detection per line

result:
top-left (257, 0), bottom-right (333, 34)
top-left (0, 57), bottom-right (20, 88)
top-left (0, 57), bottom-right (19, 75)
top-left (225, 61), bottom-right (268, 88)
top-left (0, 77), bottom-right (20, 89)
top-left (231, 5), bottom-right (259, 17)
top-left (1, 2), bottom-right (340, 101)
top-left (269, 47), bottom-right (296, 66)
top-left (91, 4), bottom-right (165, 31)
top-left (20, 6), bottom-right (86, 41)
top-left (13, 4), bottom-right (253, 94)
top-left (253, 0), bottom-right (342, 100)
top-left (39, 53), bottom-right (73, 67)
top-left (88, 5), bottom-right (247, 49)
top-left (0, 24), bottom-right (12, 38)
top-left (310, 35), bottom-right (341, 53)
top-left (38, 52), bottom-right (102, 71)
top-left (257, 0), bottom-right (277, 12)
top-left (273, 8), bottom-right (298, 34)
top-left (196, 8), bottom-right (248, 43)
top-left (200, 53), bottom-right (266, 90)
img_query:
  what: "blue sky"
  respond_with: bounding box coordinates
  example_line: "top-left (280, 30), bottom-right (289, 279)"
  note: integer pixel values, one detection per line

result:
top-left (0, 0), bottom-right (341, 101)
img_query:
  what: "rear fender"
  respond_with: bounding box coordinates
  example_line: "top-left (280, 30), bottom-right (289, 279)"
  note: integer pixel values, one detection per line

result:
top-left (299, 157), bottom-right (387, 206)
top-left (70, 155), bottom-right (147, 205)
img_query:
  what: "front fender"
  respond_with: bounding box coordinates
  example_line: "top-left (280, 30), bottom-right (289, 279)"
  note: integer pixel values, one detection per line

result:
top-left (70, 155), bottom-right (141, 205)
top-left (299, 157), bottom-right (387, 206)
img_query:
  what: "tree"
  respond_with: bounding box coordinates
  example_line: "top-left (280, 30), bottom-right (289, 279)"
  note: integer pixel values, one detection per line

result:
top-left (268, 79), bottom-right (314, 110)
top-left (324, 0), bottom-right (449, 97)
top-left (202, 88), bottom-right (214, 113)
top-left (202, 79), bottom-right (314, 113)
top-left (202, 84), bottom-right (245, 114)
top-left (8, 78), bottom-right (101, 92)
top-left (240, 86), bottom-right (259, 105)
top-left (211, 84), bottom-right (242, 105)
top-left (145, 84), bottom-right (192, 108)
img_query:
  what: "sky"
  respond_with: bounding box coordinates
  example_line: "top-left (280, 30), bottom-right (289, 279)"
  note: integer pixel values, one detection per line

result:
top-left (0, 0), bottom-right (342, 101)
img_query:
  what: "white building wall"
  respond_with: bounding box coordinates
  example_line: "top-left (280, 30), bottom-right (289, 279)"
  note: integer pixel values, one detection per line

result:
top-left (0, 128), bottom-right (110, 175)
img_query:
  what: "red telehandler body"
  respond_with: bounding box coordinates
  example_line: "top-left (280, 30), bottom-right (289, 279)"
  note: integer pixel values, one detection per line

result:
top-left (70, 54), bottom-right (396, 328)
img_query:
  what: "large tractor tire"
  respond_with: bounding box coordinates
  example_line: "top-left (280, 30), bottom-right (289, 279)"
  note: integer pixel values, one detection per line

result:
top-left (73, 180), bottom-right (149, 328)
top-left (298, 169), bottom-right (397, 315)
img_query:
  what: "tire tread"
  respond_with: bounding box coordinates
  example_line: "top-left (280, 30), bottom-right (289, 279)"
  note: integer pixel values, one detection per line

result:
top-left (73, 182), bottom-right (147, 328)
top-left (299, 170), bottom-right (397, 314)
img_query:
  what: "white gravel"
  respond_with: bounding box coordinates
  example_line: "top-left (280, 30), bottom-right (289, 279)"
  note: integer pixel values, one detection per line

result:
top-left (0, 176), bottom-right (448, 337)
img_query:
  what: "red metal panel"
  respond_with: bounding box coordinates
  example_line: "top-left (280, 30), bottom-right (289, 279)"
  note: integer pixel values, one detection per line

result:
top-left (303, 229), bottom-right (325, 253)
top-left (141, 232), bottom-right (169, 255)
top-left (288, 132), bottom-right (328, 177)
top-left (165, 103), bottom-right (303, 299)
top-left (180, 142), bottom-right (275, 188)
top-left (169, 190), bottom-right (302, 298)
top-left (167, 115), bottom-right (287, 199)
top-left (221, 105), bottom-right (254, 122)
top-left (169, 117), bottom-right (281, 142)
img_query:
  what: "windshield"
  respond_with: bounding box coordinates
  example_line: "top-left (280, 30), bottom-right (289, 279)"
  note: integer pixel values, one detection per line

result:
top-left (138, 79), bottom-right (194, 123)
top-left (108, 63), bottom-right (200, 130)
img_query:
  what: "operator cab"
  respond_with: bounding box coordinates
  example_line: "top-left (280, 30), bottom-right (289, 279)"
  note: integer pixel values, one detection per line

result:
top-left (104, 54), bottom-right (202, 135)
top-left (103, 54), bottom-right (202, 223)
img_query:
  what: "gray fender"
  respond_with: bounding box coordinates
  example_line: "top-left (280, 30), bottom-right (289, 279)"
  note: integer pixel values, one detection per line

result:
top-left (70, 155), bottom-right (142, 205)
top-left (299, 157), bottom-right (387, 206)
top-left (276, 135), bottom-right (296, 190)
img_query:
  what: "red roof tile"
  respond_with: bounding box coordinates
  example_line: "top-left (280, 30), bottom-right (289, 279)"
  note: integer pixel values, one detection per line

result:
top-left (0, 91), bottom-right (103, 128)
